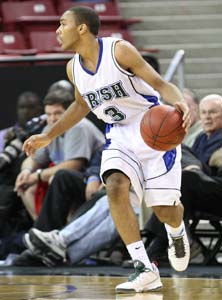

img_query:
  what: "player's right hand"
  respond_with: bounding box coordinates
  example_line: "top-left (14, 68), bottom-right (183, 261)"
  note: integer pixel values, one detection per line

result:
top-left (22, 133), bottom-right (51, 157)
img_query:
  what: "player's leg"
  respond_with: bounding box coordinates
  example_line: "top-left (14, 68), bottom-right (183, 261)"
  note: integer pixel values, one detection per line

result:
top-left (144, 153), bottom-right (190, 272)
top-left (105, 170), bottom-right (162, 293)
top-left (102, 123), bottom-right (162, 292)
top-left (152, 204), bottom-right (190, 272)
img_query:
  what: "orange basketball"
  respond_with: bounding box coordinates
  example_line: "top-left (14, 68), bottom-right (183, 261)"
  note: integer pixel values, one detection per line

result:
top-left (140, 104), bottom-right (186, 151)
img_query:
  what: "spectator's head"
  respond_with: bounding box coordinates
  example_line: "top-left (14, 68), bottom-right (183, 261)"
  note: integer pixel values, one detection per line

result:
top-left (182, 88), bottom-right (199, 127)
top-left (48, 80), bottom-right (74, 95)
top-left (199, 94), bottom-right (222, 137)
top-left (43, 89), bottom-right (73, 125)
top-left (56, 6), bottom-right (100, 51)
top-left (17, 91), bottom-right (42, 127)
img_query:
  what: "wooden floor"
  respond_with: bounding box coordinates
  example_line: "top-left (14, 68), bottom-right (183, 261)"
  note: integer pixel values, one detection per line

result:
top-left (0, 275), bottom-right (221, 300)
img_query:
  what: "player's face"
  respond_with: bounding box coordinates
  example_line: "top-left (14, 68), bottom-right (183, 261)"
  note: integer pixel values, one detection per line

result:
top-left (45, 104), bottom-right (65, 125)
top-left (199, 99), bottom-right (222, 135)
top-left (56, 11), bottom-right (80, 51)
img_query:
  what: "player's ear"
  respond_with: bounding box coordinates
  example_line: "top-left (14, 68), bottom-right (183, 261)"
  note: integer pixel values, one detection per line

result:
top-left (78, 24), bottom-right (87, 34)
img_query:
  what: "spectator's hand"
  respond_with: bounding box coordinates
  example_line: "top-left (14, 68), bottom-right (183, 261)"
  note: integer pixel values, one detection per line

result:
top-left (14, 169), bottom-right (32, 195)
top-left (23, 133), bottom-right (51, 157)
top-left (85, 178), bottom-right (101, 201)
top-left (209, 147), bottom-right (222, 168)
top-left (174, 101), bottom-right (191, 132)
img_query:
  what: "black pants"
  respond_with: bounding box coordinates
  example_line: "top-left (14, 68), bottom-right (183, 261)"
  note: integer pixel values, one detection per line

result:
top-left (34, 169), bottom-right (86, 231)
top-left (181, 169), bottom-right (222, 217)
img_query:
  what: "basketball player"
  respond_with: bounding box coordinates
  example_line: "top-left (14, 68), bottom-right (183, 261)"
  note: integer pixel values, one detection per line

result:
top-left (23, 7), bottom-right (191, 293)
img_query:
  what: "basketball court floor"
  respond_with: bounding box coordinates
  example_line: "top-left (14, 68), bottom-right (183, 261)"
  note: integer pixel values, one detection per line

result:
top-left (0, 265), bottom-right (221, 300)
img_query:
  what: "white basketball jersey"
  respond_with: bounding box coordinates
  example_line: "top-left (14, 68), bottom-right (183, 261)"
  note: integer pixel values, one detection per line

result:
top-left (72, 37), bottom-right (160, 124)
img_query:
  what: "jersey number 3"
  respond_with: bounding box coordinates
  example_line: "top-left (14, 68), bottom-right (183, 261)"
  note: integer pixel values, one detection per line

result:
top-left (104, 106), bottom-right (126, 122)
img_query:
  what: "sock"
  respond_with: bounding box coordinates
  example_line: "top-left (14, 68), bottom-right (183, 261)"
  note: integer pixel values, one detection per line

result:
top-left (165, 221), bottom-right (185, 237)
top-left (127, 240), bottom-right (153, 269)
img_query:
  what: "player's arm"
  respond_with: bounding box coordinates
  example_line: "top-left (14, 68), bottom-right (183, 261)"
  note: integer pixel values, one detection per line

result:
top-left (23, 59), bottom-right (90, 156)
top-left (45, 59), bottom-right (90, 139)
top-left (115, 41), bottom-right (190, 128)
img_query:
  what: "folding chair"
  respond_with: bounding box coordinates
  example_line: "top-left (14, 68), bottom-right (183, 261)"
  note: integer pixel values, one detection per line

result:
top-left (189, 211), bottom-right (222, 265)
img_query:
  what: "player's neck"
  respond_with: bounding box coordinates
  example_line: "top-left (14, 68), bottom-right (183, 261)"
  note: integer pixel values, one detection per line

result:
top-left (78, 38), bottom-right (100, 73)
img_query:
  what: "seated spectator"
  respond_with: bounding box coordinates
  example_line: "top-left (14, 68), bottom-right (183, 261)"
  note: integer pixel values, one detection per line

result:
top-left (12, 147), bottom-right (139, 267)
top-left (144, 94), bottom-right (222, 263)
top-left (0, 91), bottom-right (42, 153)
top-left (15, 88), bottom-right (104, 221)
top-left (0, 93), bottom-right (43, 251)
top-left (23, 193), bottom-right (119, 267)
top-left (0, 88), bottom-right (104, 259)
top-left (28, 145), bottom-right (103, 232)
top-left (47, 79), bottom-right (74, 95)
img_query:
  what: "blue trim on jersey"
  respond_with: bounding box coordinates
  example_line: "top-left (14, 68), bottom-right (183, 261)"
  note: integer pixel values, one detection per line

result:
top-left (104, 124), bottom-right (113, 149)
top-left (104, 138), bottom-right (111, 149)
top-left (79, 38), bottom-right (103, 75)
top-left (163, 148), bottom-right (176, 171)
top-left (105, 123), bottom-right (113, 134)
top-left (140, 94), bottom-right (159, 107)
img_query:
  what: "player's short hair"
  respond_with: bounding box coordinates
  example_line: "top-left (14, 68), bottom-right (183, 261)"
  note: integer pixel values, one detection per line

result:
top-left (43, 89), bottom-right (73, 110)
top-left (68, 6), bottom-right (100, 36)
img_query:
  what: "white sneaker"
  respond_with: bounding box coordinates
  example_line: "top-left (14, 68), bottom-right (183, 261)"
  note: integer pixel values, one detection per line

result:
top-left (115, 261), bottom-right (163, 293)
top-left (29, 228), bottom-right (66, 261)
top-left (23, 233), bottom-right (35, 252)
top-left (167, 229), bottom-right (190, 272)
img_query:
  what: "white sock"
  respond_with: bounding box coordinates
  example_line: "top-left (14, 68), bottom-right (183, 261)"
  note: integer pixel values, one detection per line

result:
top-left (127, 240), bottom-right (153, 269)
top-left (165, 221), bottom-right (185, 237)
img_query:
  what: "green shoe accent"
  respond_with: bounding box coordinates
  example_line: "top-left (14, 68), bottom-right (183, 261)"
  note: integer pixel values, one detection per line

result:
top-left (128, 260), bottom-right (147, 282)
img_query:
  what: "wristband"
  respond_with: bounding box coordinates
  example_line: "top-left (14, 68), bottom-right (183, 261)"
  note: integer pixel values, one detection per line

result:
top-left (87, 176), bottom-right (100, 184)
top-left (36, 169), bottom-right (43, 182)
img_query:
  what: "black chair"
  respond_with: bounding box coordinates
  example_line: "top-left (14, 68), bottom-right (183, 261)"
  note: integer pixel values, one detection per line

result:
top-left (189, 212), bottom-right (222, 265)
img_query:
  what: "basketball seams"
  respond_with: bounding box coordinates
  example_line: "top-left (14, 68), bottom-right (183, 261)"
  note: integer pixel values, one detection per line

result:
top-left (151, 107), bottom-right (171, 147)
top-left (140, 105), bottom-right (186, 151)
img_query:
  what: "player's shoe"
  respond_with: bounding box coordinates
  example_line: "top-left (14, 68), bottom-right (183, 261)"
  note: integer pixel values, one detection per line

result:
top-left (116, 292), bottom-right (163, 300)
top-left (167, 228), bottom-right (190, 272)
top-left (115, 261), bottom-right (163, 293)
top-left (28, 228), bottom-right (67, 263)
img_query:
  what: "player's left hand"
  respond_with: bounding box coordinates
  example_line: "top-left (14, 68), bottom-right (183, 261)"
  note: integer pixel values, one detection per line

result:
top-left (22, 133), bottom-right (52, 157)
top-left (174, 101), bottom-right (191, 132)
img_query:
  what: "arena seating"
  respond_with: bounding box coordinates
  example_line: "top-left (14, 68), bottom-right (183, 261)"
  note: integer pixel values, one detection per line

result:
top-left (99, 28), bottom-right (134, 44)
top-left (0, 31), bottom-right (36, 55)
top-left (0, 0), bottom-right (140, 55)
top-left (190, 212), bottom-right (222, 265)
top-left (57, 0), bottom-right (140, 30)
top-left (1, 0), bottom-right (58, 33)
top-left (29, 31), bottom-right (62, 53)
top-left (57, 0), bottom-right (121, 17)
top-left (0, 0), bottom-right (142, 60)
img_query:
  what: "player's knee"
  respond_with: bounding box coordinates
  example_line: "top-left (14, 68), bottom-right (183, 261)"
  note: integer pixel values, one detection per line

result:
top-left (153, 206), bottom-right (173, 223)
top-left (105, 171), bottom-right (130, 199)
top-left (154, 205), bottom-right (183, 225)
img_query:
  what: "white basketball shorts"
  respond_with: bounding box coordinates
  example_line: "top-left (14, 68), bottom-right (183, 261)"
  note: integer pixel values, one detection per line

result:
top-left (100, 112), bottom-right (182, 208)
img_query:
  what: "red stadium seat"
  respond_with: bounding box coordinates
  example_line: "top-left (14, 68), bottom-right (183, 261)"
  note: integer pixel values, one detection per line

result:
top-left (58, 1), bottom-right (140, 30)
top-left (29, 31), bottom-right (62, 53)
top-left (99, 28), bottom-right (134, 44)
top-left (0, 31), bottom-right (36, 55)
top-left (1, 0), bottom-right (58, 32)
top-left (58, 1), bottom-right (121, 17)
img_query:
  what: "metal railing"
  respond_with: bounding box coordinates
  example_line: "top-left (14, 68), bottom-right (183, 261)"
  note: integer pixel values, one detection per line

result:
top-left (164, 49), bottom-right (185, 90)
